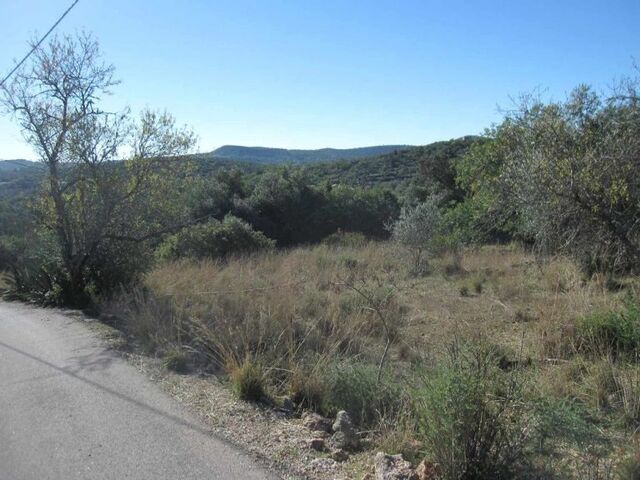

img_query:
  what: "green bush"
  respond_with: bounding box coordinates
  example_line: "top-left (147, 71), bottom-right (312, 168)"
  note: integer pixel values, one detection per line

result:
top-left (156, 215), bottom-right (275, 261)
top-left (0, 232), bottom-right (66, 304)
top-left (230, 359), bottom-right (266, 401)
top-left (412, 342), bottom-right (534, 479)
top-left (320, 361), bottom-right (404, 428)
top-left (577, 300), bottom-right (640, 357)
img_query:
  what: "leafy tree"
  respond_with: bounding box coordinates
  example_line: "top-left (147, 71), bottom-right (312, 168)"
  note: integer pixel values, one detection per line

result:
top-left (1, 33), bottom-right (196, 304)
top-left (491, 81), bottom-right (640, 273)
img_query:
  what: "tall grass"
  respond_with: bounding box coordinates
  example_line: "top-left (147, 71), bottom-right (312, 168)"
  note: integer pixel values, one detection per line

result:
top-left (102, 242), bottom-right (639, 478)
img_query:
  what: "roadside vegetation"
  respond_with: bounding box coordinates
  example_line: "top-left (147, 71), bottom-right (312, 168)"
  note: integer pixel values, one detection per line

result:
top-left (1, 32), bottom-right (640, 479)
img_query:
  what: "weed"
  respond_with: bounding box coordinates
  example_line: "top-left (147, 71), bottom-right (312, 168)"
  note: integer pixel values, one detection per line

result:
top-left (229, 358), bottom-right (267, 402)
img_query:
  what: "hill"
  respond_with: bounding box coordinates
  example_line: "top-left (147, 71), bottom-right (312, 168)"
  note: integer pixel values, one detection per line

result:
top-left (207, 144), bottom-right (411, 164)
top-left (0, 159), bottom-right (43, 198)
top-left (0, 159), bottom-right (36, 171)
top-left (0, 137), bottom-right (479, 199)
top-left (304, 136), bottom-right (480, 190)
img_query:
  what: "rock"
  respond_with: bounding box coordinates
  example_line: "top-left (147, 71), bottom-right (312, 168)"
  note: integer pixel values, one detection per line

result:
top-left (307, 437), bottom-right (326, 451)
top-left (331, 448), bottom-right (349, 462)
top-left (361, 475), bottom-right (375, 480)
top-left (302, 411), bottom-right (333, 432)
top-left (309, 457), bottom-right (338, 473)
top-left (374, 452), bottom-right (418, 480)
top-left (415, 460), bottom-right (440, 480)
top-left (329, 410), bottom-right (359, 450)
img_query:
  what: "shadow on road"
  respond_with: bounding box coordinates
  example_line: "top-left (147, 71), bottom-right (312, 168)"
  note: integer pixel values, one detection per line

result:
top-left (0, 340), bottom-right (212, 437)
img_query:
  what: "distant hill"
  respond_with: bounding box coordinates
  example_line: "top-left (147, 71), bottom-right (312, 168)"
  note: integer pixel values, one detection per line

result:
top-left (0, 159), bottom-right (37, 172)
top-left (304, 136), bottom-right (481, 189)
top-left (0, 159), bottom-right (43, 198)
top-left (0, 137), bottom-right (480, 199)
top-left (206, 145), bottom-right (412, 164)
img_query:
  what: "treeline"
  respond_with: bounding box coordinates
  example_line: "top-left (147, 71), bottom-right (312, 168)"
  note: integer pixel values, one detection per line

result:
top-left (0, 159), bottom-right (401, 305)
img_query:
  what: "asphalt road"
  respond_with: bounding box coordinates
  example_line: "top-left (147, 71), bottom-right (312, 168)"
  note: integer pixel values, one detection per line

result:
top-left (0, 301), bottom-right (277, 480)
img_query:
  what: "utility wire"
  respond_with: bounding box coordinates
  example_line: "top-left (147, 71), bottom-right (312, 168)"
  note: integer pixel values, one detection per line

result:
top-left (0, 0), bottom-right (80, 88)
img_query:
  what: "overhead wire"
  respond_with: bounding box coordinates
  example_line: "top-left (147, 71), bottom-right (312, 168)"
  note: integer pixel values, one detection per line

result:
top-left (0, 0), bottom-right (80, 88)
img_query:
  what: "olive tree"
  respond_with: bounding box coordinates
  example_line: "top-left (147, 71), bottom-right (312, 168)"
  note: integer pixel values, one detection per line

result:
top-left (493, 80), bottom-right (640, 274)
top-left (1, 33), bottom-right (197, 304)
top-left (390, 196), bottom-right (441, 273)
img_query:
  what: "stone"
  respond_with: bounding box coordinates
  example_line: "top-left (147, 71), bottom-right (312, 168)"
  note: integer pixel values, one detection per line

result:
top-left (302, 411), bottom-right (333, 432)
top-left (329, 410), bottom-right (359, 450)
top-left (374, 452), bottom-right (418, 480)
top-left (309, 457), bottom-right (338, 473)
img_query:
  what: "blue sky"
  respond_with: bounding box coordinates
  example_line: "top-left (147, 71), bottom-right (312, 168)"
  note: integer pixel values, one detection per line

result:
top-left (1, 0), bottom-right (638, 159)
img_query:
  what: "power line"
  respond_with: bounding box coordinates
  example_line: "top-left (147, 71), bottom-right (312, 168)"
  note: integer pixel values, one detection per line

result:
top-left (0, 0), bottom-right (80, 88)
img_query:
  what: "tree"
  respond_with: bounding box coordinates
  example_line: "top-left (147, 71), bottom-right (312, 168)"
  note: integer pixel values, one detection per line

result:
top-left (390, 196), bottom-right (442, 273)
top-left (1, 33), bottom-right (196, 304)
top-left (492, 80), bottom-right (640, 274)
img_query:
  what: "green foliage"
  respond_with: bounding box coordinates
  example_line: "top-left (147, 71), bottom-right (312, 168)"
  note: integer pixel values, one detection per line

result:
top-left (230, 359), bottom-right (266, 401)
top-left (227, 167), bottom-right (399, 246)
top-left (390, 196), bottom-right (442, 273)
top-left (320, 361), bottom-right (404, 427)
top-left (412, 342), bottom-right (536, 479)
top-left (304, 137), bottom-right (480, 194)
top-left (577, 299), bottom-right (640, 357)
top-left (0, 231), bottom-right (66, 304)
top-left (156, 215), bottom-right (275, 261)
top-left (327, 185), bottom-right (400, 239)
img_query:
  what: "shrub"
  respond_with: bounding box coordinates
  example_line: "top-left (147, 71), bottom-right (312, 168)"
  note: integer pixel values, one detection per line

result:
top-left (230, 358), bottom-right (266, 402)
top-left (0, 232), bottom-right (66, 304)
top-left (576, 299), bottom-right (640, 357)
top-left (390, 196), bottom-right (442, 274)
top-left (156, 215), bottom-right (275, 261)
top-left (320, 361), bottom-right (404, 427)
top-left (412, 342), bottom-right (535, 479)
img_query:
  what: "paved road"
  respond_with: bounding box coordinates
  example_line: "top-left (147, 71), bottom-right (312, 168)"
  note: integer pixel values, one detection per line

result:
top-left (0, 301), bottom-right (277, 480)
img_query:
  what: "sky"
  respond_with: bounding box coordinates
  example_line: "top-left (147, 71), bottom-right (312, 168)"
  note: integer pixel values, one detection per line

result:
top-left (0, 0), bottom-right (638, 159)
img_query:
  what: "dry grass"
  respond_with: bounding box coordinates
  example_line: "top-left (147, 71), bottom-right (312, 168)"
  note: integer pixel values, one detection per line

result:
top-left (129, 241), bottom-right (630, 395)
top-left (103, 241), bottom-right (640, 477)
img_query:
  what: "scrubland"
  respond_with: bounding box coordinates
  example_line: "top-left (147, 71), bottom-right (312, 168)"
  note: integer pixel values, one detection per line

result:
top-left (102, 240), bottom-right (640, 479)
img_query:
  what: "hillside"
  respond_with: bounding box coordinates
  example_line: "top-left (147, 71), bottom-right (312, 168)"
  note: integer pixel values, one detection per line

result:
top-left (304, 136), bottom-right (480, 189)
top-left (0, 139), bottom-right (475, 198)
top-left (207, 144), bottom-right (411, 164)
top-left (0, 159), bottom-right (36, 171)
top-left (0, 159), bottom-right (43, 199)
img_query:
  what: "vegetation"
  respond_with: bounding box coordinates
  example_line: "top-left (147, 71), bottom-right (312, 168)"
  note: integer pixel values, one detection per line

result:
top-left (3, 29), bottom-right (640, 480)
